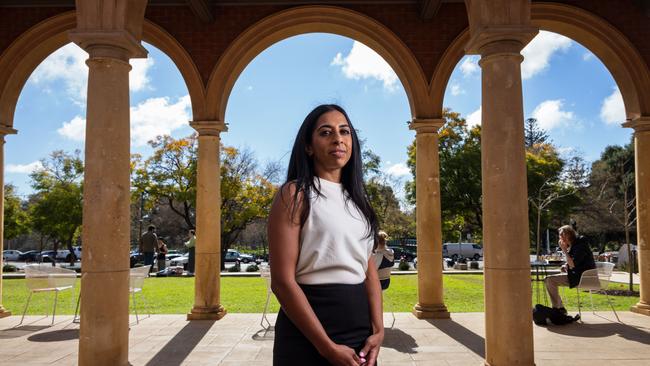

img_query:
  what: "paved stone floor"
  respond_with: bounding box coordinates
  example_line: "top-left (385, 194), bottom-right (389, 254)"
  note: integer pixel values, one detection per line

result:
top-left (0, 311), bottom-right (649, 365)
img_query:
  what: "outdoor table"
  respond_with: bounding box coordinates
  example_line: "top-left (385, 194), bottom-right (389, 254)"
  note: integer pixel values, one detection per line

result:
top-left (530, 261), bottom-right (553, 305)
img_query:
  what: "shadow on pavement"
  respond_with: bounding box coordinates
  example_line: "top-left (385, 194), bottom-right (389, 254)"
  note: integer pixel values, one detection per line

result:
top-left (546, 320), bottom-right (650, 345)
top-left (426, 318), bottom-right (485, 358)
top-left (28, 328), bottom-right (79, 342)
top-left (145, 320), bottom-right (215, 366)
top-left (382, 327), bottom-right (418, 354)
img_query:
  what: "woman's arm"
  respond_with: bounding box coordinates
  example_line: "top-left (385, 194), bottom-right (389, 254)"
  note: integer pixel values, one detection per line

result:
top-left (359, 256), bottom-right (384, 366)
top-left (268, 184), bottom-right (361, 365)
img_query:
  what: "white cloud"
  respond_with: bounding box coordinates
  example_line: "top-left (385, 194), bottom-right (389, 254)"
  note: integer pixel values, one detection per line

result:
top-left (331, 41), bottom-right (398, 91)
top-left (450, 83), bottom-right (464, 96)
top-left (600, 87), bottom-right (625, 125)
top-left (531, 100), bottom-right (575, 130)
top-left (466, 107), bottom-right (482, 128)
top-left (29, 43), bottom-right (154, 105)
top-left (57, 115), bottom-right (86, 141)
top-left (460, 56), bottom-right (480, 77)
top-left (583, 53), bottom-right (594, 61)
top-left (521, 31), bottom-right (572, 80)
top-left (6, 161), bottom-right (43, 174)
top-left (57, 95), bottom-right (192, 146)
top-left (385, 162), bottom-right (410, 177)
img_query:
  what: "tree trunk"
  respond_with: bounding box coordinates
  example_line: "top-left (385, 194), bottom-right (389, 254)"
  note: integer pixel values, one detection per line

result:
top-left (536, 204), bottom-right (542, 261)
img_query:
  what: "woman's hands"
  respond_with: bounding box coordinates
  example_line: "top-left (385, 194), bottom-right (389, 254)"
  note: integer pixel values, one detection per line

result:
top-left (322, 343), bottom-right (363, 366)
top-left (358, 331), bottom-right (384, 365)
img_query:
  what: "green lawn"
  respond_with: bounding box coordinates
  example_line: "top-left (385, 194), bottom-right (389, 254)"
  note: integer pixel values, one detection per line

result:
top-left (1, 275), bottom-right (640, 315)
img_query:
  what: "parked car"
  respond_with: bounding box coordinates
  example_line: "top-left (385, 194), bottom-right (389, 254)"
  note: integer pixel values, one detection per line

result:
top-left (130, 250), bottom-right (143, 268)
top-left (55, 246), bottom-right (82, 262)
top-left (40, 250), bottom-right (57, 263)
top-left (413, 256), bottom-right (417, 268)
top-left (3, 249), bottom-right (23, 261)
top-left (224, 249), bottom-right (254, 263)
top-left (19, 250), bottom-right (42, 262)
top-left (388, 246), bottom-right (417, 262)
top-left (442, 243), bottom-right (483, 260)
top-left (170, 253), bottom-right (189, 269)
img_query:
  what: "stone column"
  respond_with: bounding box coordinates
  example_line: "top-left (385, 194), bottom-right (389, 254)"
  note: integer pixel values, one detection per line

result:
top-left (188, 121), bottom-right (228, 320)
top-left (409, 118), bottom-right (449, 319)
top-left (0, 126), bottom-right (17, 319)
top-left (474, 34), bottom-right (536, 366)
top-left (624, 117), bottom-right (650, 316)
top-left (69, 31), bottom-right (146, 366)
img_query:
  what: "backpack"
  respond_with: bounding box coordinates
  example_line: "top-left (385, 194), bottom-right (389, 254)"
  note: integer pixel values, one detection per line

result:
top-left (532, 304), bottom-right (580, 326)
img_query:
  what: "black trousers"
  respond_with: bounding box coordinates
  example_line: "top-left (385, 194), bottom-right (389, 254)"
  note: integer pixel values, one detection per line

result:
top-left (273, 282), bottom-right (372, 365)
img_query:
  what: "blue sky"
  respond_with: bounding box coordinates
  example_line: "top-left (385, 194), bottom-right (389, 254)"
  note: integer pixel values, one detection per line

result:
top-left (7, 31), bottom-right (630, 200)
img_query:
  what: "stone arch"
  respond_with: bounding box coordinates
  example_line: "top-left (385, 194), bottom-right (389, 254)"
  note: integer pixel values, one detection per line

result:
top-left (0, 11), bottom-right (206, 128)
top-left (428, 2), bottom-right (650, 121)
top-left (205, 5), bottom-right (430, 122)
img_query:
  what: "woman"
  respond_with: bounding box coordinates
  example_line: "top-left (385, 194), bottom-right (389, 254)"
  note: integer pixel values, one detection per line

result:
top-left (268, 104), bottom-right (384, 365)
top-left (373, 231), bottom-right (394, 290)
top-left (157, 237), bottom-right (168, 272)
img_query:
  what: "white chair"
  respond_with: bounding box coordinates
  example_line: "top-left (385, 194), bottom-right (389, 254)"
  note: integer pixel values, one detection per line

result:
top-left (260, 264), bottom-right (274, 332)
top-left (20, 264), bottom-right (77, 325)
top-left (575, 261), bottom-right (620, 322)
top-left (130, 265), bottom-right (152, 324)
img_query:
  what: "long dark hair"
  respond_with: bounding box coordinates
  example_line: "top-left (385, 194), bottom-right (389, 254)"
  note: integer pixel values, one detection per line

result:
top-left (282, 104), bottom-right (378, 243)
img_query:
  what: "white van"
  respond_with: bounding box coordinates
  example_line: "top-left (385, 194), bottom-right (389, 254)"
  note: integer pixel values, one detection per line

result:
top-left (442, 243), bottom-right (483, 260)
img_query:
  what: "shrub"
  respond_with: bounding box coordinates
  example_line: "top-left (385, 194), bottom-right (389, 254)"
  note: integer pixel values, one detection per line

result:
top-left (227, 263), bottom-right (241, 272)
top-left (2, 264), bottom-right (17, 273)
top-left (246, 264), bottom-right (259, 272)
top-left (398, 260), bottom-right (411, 271)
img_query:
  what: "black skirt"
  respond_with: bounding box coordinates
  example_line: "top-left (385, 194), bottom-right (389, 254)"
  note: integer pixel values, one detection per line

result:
top-left (273, 282), bottom-right (372, 365)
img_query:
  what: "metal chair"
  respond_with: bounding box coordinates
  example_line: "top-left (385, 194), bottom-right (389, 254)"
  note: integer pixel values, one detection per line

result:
top-left (130, 265), bottom-right (152, 324)
top-left (575, 261), bottom-right (620, 322)
top-left (20, 264), bottom-right (77, 325)
top-left (260, 264), bottom-right (274, 332)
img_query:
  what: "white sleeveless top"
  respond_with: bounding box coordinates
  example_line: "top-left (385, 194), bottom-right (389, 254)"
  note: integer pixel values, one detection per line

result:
top-left (295, 177), bottom-right (374, 285)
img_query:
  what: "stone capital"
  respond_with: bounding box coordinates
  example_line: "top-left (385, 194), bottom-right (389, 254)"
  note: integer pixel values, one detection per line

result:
top-left (0, 125), bottom-right (17, 137)
top-left (68, 30), bottom-right (148, 61)
top-left (465, 25), bottom-right (538, 57)
top-left (622, 117), bottom-right (650, 132)
top-left (409, 118), bottom-right (444, 134)
top-left (190, 121), bottom-right (228, 137)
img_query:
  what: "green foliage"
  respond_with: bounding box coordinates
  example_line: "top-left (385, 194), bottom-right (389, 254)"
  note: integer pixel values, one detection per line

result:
top-left (398, 260), bottom-right (411, 271)
top-left (28, 150), bottom-right (84, 257)
top-left (4, 184), bottom-right (29, 240)
top-left (2, 263), bottom-right (17, 272)
top-left (227, 263), bottom-right (241, 272)
top-left (246, 263), bottom-right (259, 272)
top-left (406, 109), bottom-right (482, 240)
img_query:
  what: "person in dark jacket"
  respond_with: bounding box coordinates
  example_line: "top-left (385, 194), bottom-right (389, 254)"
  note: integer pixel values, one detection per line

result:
top-left (139, 225), bottom-right (158, 272)
top-left (544, 225), bottom-right (596, 314)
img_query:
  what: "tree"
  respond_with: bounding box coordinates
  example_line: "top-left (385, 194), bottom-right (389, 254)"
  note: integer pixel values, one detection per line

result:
top-left (524, 118), bottom-right (550, 149)
top-left (29, 150), bottom-right (84, 265)
top-left (597, 144), bottom-right (636, 290)
top-left (406, 109), bottom-right (483, 241)
top-left (220, 146), bottom-right (276, 268)
top-left (4, 184), bottom-right (29, 244)
top-left (133, 135), bottom-right (277, 269)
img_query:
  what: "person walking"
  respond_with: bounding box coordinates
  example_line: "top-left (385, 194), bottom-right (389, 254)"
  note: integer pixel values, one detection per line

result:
top-left (268, 104), bottom-right (384, 365)
top-left (185, 229), bottom-right (196, 275)
top-left (139, 225), bottom-right (158, 272)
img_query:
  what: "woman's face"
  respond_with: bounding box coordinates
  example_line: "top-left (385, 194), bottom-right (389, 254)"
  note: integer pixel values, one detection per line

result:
top-left (307, 110), bottom-right (353, 174)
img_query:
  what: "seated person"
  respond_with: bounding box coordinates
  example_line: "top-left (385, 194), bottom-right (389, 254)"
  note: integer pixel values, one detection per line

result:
top-left (544, 225), bottom-right (596, 314)
top-left (373, 231), bottom-right (394, 290)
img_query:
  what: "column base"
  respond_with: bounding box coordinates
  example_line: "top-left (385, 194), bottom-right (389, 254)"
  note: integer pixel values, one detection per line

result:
top-left (0, 307), bottom-right (11, 319)
top-left (187, 304), bottom-right (227, 321)
top-left (412, 303), bottom-right (450, 319)
top-left (630, 301), bottom-right (650, 316)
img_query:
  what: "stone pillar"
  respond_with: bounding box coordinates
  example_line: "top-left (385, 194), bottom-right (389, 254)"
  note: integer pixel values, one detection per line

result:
top-left (69, 31), bottom-right (146, 366)
top-left (188, 121), bottom-right (228, 320)
top-left (624, 117), bottom-right (650, 316)
top-left (0, 126), bottom-right (17, 319)
top-left (409, 118), bottom-right (449, 319)
top-left (473, 33), bottom-right (536, 366)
